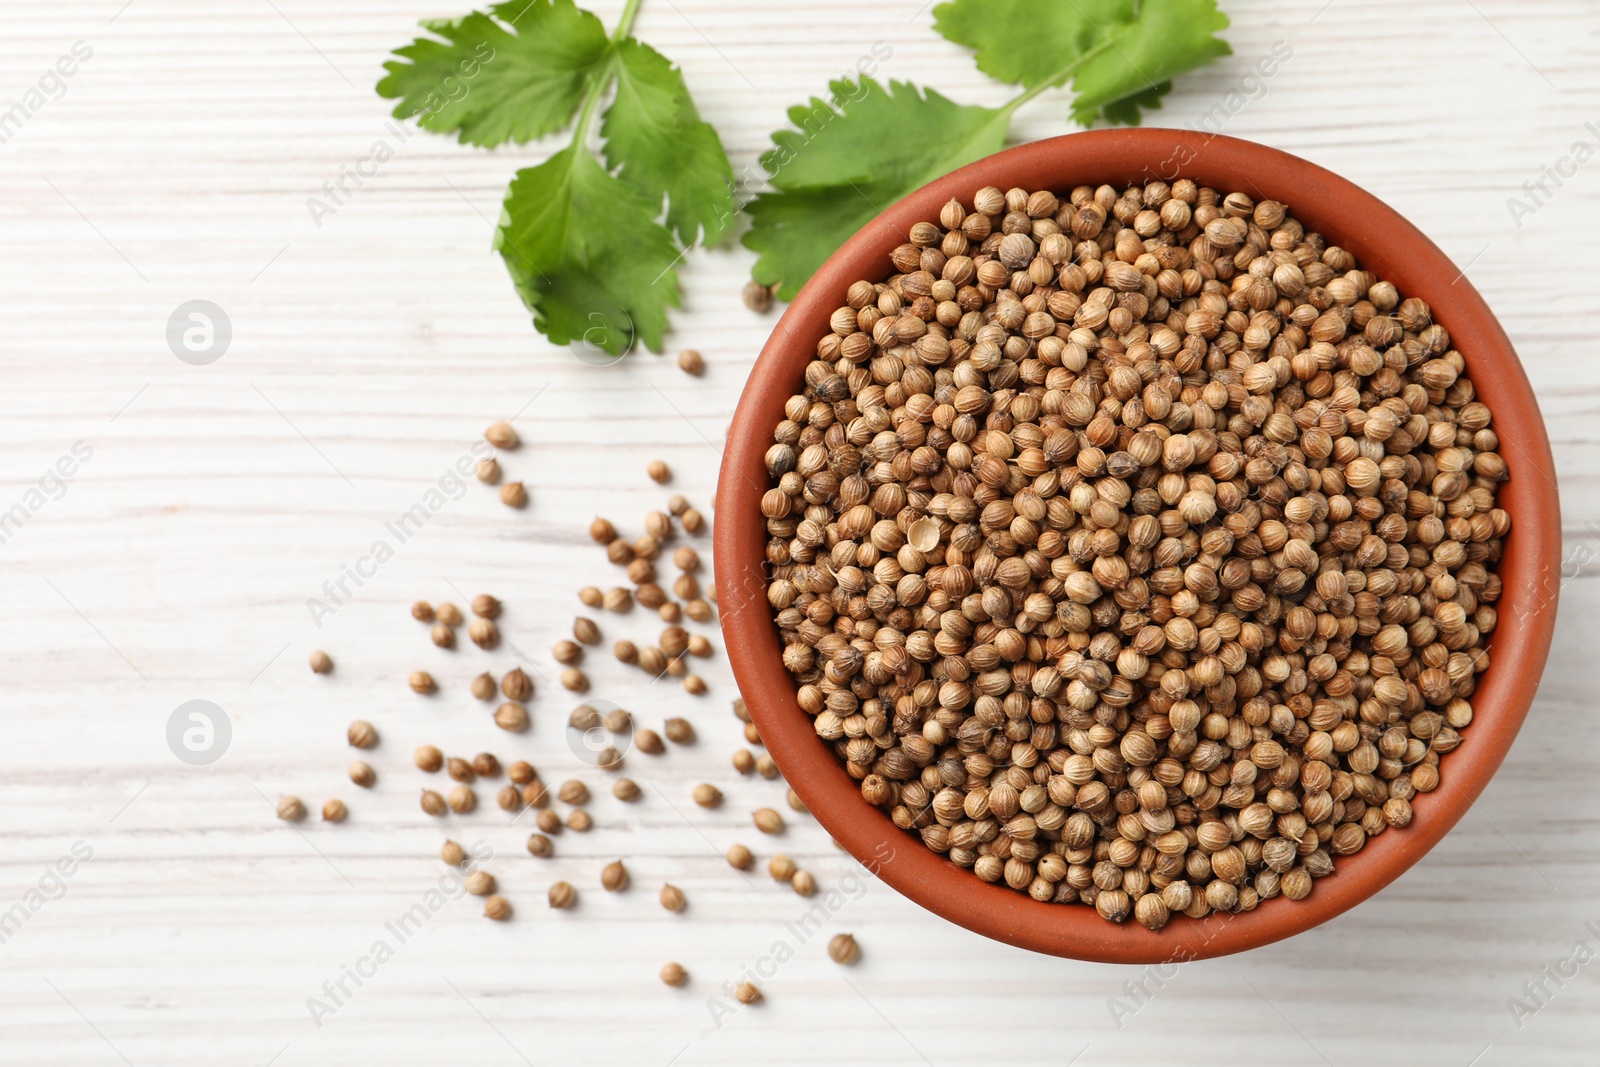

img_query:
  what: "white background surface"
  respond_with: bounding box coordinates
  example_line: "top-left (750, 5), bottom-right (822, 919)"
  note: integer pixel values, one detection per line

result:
top-left (2, 0), bottom-right (1598, 1063)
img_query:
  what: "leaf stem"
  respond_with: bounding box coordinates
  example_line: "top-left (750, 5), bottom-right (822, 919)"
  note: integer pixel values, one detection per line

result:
top-left (571, 0), bottom-right (644, 150)
top-left (611, 0), bottom-right (644, 42)
top-left (997, 36), bottom-right (1116, 119)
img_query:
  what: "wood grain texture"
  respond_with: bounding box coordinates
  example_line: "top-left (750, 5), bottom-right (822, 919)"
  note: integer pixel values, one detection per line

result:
top-left (1, 0), bottom-right (1597, 1063)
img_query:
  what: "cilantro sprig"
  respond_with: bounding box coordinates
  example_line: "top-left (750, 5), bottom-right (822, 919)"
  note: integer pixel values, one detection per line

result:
top-left (745, 0), bottom-right (1231, 299)
top-left (378, 0), bottom-right (733, 355)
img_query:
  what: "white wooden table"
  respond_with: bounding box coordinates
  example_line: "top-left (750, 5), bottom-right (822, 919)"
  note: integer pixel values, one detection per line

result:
top-left (3, 0), bottom-right (1597, 1063)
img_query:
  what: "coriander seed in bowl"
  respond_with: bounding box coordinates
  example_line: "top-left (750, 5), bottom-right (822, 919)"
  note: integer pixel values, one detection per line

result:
top-left (717, 131), bottom-right (1560, 963)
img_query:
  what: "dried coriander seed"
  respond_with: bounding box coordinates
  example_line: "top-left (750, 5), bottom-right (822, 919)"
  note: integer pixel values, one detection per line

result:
top-left (768, 855), bottom-right (796, 882)
top-left (743, 279), bottom-right (774, 314)
top-left (660, 961), bottom-right (688, 987)
top-left (786, 789), bottom-right (806, 814)
top-left (411, 600), bottom-right (434, 622)
top-left (726, 844), bottom-right (754, 870)
top-left (322, 798), bottom-right (347, 823)
top-left (647, 459), bottom-right (671, 484)
top-left (590, 517), bottom-right (616, 543)
top-left (601, 859), bottom-right (628, 891)
top-left (476, 457), bottom-right (500, 484)
top-left (348, 760), bottom-right (375, 788)
top-left (408, 670), bottom-right (435, 694)
top-left (558, 779), bottom-right (589, 805)
top-left (431, 622), bottom-right (455, 649)
top-left (483, 895), bottom-right (512, 921)
top-left (347, 720), bottom-right (377, 749)
top-left (309, 650), bottom-right (332, 674)
top-left (552, 639), bottom-right (583, 666)
top-left (470, 672), bottom-right (497, 701)
top-left (561, 668), bottom-right (588, 692)
top-left (494, 702), bottom-right (528, 731)
top-left (441, 840), bottom-right (466, 866)
top-left (472, 753), bottom-right (500, 778)
top-left (569, 704), bottom-right (601, 730)
top-left (484, 421), bottom-right (518, 449)
top-left (686, 634), bottom-right (712, 658)
top-left (465, 870), bottom-right (495, 896)
top-left (578, 586), bottom-right (603, 608)
top-left (614, 639), bottom-right (639, 664)
top-left (573, 617), bottom-right (601, 645)
top-left (791, 870), bottom-right (816, 896)
top-left (508, 760), bottom-right (535, 785)
top-left (414, 744), bottom-right (443, 772)
top-left (679, 508), bottom-right (704, 534)
top-left (685, 598), bottom-right (713, 622)
top-left (753, 809), bottom-right (784, 835)
top-left (499, 481), bottom-right (527, 508)
top-left (548, 881), bottom-right (576, 908)
top-left (501, 668), bottom-right (532, 701)
top-left (733, 982), bottom-right (761, 1005)
top-left (677, 348), bottom-right (704, 376)
top-left (420, 790), bottom-right (446, 816)
top-left (659, 884), bottom-right (686, 912)
top-left (692, 783), bottom-right (722, 808)
top-left (755, 755), bottom-right (779, 780)
top-left (447, 757), bottom-right (475, 783)
top-left (536, 809), bottom-right (562, 834)
top-left (732, 750), bottom-right (755, 774)
top-left (683, 674), bottom-right (707, 695)
top-left (471, 594), bottom-right (501, 619)
top-left (602, 587), bottom-right (632, 613)
top-left (635, 729), bottom-right (664, 755)
top-left (612, 778), bottom-right (641, 801)
top-left (526, 833), bottom-right (553, 857)
top-left (435, 603), bottom-right (463, 626)
top-left (827, 933), bottom-right (860, 965)
top-left (277, 796), bottom-right (306, 821)
top-left (663, 717), bottom-right (695, 744)
top-left (468, 619), bottom-right (499, 649)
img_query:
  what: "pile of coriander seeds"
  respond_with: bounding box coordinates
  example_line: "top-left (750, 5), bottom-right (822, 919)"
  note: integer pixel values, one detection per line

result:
top-left (762, 179), bottom-right (1509, 929)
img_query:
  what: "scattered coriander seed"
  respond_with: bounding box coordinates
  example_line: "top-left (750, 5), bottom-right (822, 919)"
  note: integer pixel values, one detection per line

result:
top-left (526, 833), bottom-right (553, 857)
top-left (667, 494), bottom-right (689, 516)
top-left (742, 278), bottom-right (774, 314)
top-left (663, 717), bottom-right (695, 744)
top-left (612, 778), bottom-right (641, 802)
top-left (536, 809), bottom-right (563, 834)
top-left (658, 602), bottom-right (682, 623)
top-left (614, 639), bottom-right (639, 664)
top-left (521, 779), bottom-right (548, 808)
top-left (638, 584), bottom-right (667, 609)
top-left (420, 790), bottom-right (446, 816)
top-left (602, 587), bottom-right (632, 613)
top-left (472, 753), bottom-right (501, 778)
top-left (673, 546), bottom-right (699, 571)
top-left (470, 672), bottom-right (498, 701)
top-left (637, 646), bottom-right (667, 675)
top-left (348, 760), bottom-right (375, 788)
top-left (548, 881), bottom-right (576, 908)
top-left (408, 670), bottom-right (435, 694)
top-left (347, 720), bottom-right (377, 749)
top-left (494, 702), bottom-right (528, 732)
top-left (469, 618), bottom-right (499, 649)
top-left (321, 798), bottom-right (347, 823)
top-left (744, 723), bottom-right (763, 746)
top-left (569, 704), bottom-right (601, 730)
top-left (679, 508), bottom-right (704, 534)
top-left (672, 575), bottom-right (699, 601)
top-left (660, 962), bottom-right (688, 987)
top-left (660, 884), bottom-right (686, 912)
top-left (768, 855), bottom-right (796, 882)
top-left (684, 598), bottom-right (713, 622)
top-left (827, 933), bottom-right (860, 966)
top-left (414, 744), bottom-right (443, 772)
top-left (578, 586), bottom-right (603, 608)
top-left (665, 657), bottom-right (688, 678)
top-left (277, 795), bottom-right (306, 821)
top-left (448, 785), bottom-right (476, 814)
top-left (476, 457), bottom-right (500, 484)
top-left (786, 789), bottom-right (807, 814)
top-left (726, 843), bottom-right (753, 870)
top-left (447, 757), bottom-right (475, 783)
top-left (645, 511), bottom-right (672, 542)
top-left (692, 783), bottom-right (722, 808)
top-left (660, 626), bottom-right (689, 658)
top-left (558, 780), bottom-right (589, 805)
top-left (561, 668), bottom-right (589, 692)
top-left (485, 421), bottom-right (518, 448)
top-left (791, 870), bottom-right (817, 897)
top-left (552, 639), bottom-right (583, 666)
top-left (431, 622), bottom-right (455, 649)
top-left (441, 840), bottom-right (466, 866)
top-left (605, 708), bottom-right (633, 733)
top-left (608, 538), bottom-right (635, 565)
top-left (594, 746), bottom-right (623, 770)
top-left (436, 603), bottom-right (463, 626)
top-left (601, 859), bottom-right (628, 891)
top-left (508, 760), bottom-right (535, 785)
top-left (687, 634), bottom-right (712, 658)
top-left (499, 481), bottom-right (527, 508)
top-left (411, 601), bottom-right (434, 622)
top-left (465, 870), bottom-right (495, 896)
top-left (677, 348), bottom-right (704, 376)
top-left (484, 895), bottom-right (512, 921)
top-left (647, 459), bottom-right (671, 484)
top-left (634, 729), bottom-right (664, 755)
top-left (732, 750), bottom-right (756, 774)
top-left (471, 594), bottom-right (501, 619)
top-left (756, 755), bottom-right (779, 780)
top-left (590, 517), bottom-right (616, 543)
top-left (309, 650), bottom-right (332, 674)
top-left (501, 668), bottom-right (532, 701)
top-left (753, 808), bottom-right (784, 835)
top-left (733, 982), bottom-right (761, 1005)
top-left (573, 617), bottom-right (601, 645)
top-left (731, 697), bottom-right (750, 722)
top-left (683, 675), bottom-right (707, 696)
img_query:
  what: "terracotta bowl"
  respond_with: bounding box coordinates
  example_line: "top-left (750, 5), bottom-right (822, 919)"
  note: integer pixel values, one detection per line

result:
top-left (715, 130), bottom-right (1561, 963)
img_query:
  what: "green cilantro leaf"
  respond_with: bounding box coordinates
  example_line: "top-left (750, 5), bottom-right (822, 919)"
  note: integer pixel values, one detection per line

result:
top-left (377, 0), bottom-right (611, 147)
top-left (932, 0), bottom-right (1229, 126)
top-left (601, 38), bottom-right (735, 246)
top-left (1068, 0), bottom-right (1230, 125)
top-left (743, 78), bottom-right (1008, 300)
top-left (496, 144), bottom-right (682, 355)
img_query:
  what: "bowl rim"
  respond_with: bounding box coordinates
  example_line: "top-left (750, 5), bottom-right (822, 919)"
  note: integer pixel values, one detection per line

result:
top-left (715, 129), bottom-right (1561, 963)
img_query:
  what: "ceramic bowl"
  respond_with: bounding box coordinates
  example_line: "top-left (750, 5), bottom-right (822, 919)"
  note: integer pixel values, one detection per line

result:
top-left (715, 130), bottom-right (1560, 962)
